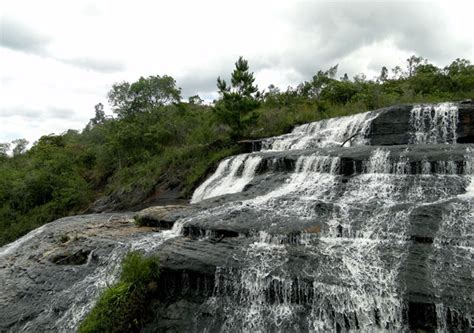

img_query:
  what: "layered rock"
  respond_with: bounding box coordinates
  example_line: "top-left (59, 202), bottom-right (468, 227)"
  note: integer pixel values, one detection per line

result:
top-left (0, 101), bottom-right (473, 332)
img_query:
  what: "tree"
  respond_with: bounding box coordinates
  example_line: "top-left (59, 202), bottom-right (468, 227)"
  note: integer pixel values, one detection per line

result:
top-left (444, 58), bottom-right (474, 93)
top-left (379, 66), bottom-right (389, 82)
top-left (408, 63), bottom-right (443, 94)
top-left (309, 65), bottom-right (339, 98)
top-left (0, 143), bottom-right (10, 157)
top-left (188, 95), bottom-right (204, 105)
top-left (320, 80), bottom-right (358, 104)
top-left (86, 103), bottom-right (107, 130)
top-left (215, 56), bottom-right (260, 139)
top-left (391, 65), bottom-right (403, 79)
top-left (12, 139), bottom-right (29, 156)
top-left (108, 75), bottom-right (182, 118)
top-left (107, 81), bottom-right (131, 115)
top-left (93, 103), bottom-right (106, 124)
top-left (341, 73), bottom-right (349, 81)
top-left (406, 55), bottom-right (425, 77)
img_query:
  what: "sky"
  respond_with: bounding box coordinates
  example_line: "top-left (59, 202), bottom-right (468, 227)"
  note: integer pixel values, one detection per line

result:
top-left (0, 0), bottom-right (473, 145)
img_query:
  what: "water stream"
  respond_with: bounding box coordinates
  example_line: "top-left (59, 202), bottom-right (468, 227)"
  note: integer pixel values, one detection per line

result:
top-left (1, 102), bottom-right (471, 332)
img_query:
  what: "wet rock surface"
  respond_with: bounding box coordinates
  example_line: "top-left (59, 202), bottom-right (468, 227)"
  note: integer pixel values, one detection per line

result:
top-left (1, 102), bottom-right (473, 332)
top-left (0, 213), bottom-right (157, 332)
top-left (134, 205), bottom-right (190, 229)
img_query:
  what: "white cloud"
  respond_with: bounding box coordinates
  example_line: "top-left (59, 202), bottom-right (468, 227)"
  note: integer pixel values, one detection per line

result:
top-left (0, 0), bottom-right (473, 143)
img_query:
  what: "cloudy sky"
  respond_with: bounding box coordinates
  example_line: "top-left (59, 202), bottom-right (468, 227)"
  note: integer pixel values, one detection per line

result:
top-left (0, 0), bottom-right (472, 145)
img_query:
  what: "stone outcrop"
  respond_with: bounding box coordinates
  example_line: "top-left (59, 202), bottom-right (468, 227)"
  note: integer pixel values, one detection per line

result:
top-left (0, 101), bottom-right (473, 332)
top-left (369, 100), bottom-right (474, 145)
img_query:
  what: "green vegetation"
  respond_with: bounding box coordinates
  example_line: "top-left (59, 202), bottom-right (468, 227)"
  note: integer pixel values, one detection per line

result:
top-left (0, 55), bottom-right (473, 246)
top-left (216, 56), bottom-right (261, 139)
top-left (78, 251), bottom-right (160, 333)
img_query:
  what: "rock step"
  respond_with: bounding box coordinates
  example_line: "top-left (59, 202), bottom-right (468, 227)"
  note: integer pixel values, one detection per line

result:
top-left (242, 144), bottom-right (473, 176)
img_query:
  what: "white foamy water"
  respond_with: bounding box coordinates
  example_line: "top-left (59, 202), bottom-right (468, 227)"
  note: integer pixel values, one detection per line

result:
top-left (53, 218), bottom-right (187, 331)
top-left (213, 234), bottom-right (407, 332)
top-left (0, 224), bottom-right (47, 257)
top-left (410, 102), bottom-right (459, 144)
top-left (191, 154), bottom-right (262, 203)
top-left (193, 139), bottom-right (473, 331)
top-left (460, 176), bottom-right (474, 198)
top-left (53, 245), bottom-right (126, 331)
top-left (131, 219), bottom-right (186, 252)
top-left (459, 149), bottom-right (474, 198)
top-left (263, 111), bottom-right (377, 151)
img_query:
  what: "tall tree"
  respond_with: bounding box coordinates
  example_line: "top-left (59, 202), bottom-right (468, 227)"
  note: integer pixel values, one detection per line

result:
top-left (215, 57), bottom-right (260, 139)
top-left (93, 103), bottom-right (106, 124)
top-left (0, 143), bottom-right (10, 158)
top-left (406, 55), bottom-right (425, 77)
top-left (308, 65), bottom-right (339, 98)
top-left (108, 75), bottom-right (182, 118)
top-left (12, 139), bottom-right (29, 156)
top-left (86, 103), bottom-right (107, 130)
top-left (379, 66), bottom-right (389, 82)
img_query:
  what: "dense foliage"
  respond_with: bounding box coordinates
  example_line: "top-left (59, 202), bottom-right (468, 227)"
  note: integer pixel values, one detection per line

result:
top-left (0, 55), bottom-right (472, 246)
top-left (78, 251), bottom-right (160, 333)
top-left (215, 56), bottom-right (261, 138)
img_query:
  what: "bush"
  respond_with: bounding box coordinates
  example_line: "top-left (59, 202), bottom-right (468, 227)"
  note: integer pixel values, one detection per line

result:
top-left (78, 251), bottom-right (160, 333)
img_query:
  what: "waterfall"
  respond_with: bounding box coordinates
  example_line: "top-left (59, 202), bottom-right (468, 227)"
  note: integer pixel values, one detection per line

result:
top-left (262, 111), bottom-right (377, 151)
top-left (410, 102), bottom-right (459, 144)
top-left (191, 154), bottom-right (262, 203)
top-left (2, 102), bottom-right (472, 332)
top-left (185, 102), bottom-right (472, 332)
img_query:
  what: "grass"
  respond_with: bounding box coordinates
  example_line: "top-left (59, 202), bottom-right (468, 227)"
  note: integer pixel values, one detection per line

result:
top-left (78, 251), bottom-right (160, 333)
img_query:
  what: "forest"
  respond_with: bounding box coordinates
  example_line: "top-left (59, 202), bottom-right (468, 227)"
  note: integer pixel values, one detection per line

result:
top-left (0, 55), bottom-right (473, 246)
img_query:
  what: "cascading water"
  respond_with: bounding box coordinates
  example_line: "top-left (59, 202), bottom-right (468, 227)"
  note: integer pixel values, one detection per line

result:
top-left (410, 102), bottom-right (459, 144)
top-left (185, 102), bottom-right (473, 332)
top-left (262, 111), bottom-right (377, 151)
top-left (1, 102), bottom-right (472, 332)
top-left (191, 154), bottom-right (262, 203)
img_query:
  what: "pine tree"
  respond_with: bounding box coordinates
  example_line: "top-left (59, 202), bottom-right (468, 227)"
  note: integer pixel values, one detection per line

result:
top-left (215, 57), bottom-right (260, 139)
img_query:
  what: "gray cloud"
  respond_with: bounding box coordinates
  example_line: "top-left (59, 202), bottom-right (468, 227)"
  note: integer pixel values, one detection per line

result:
top-left (174, 1), bottom-right (470, 97)
top-left (60, 57), bottom-right (125, 73)
top-left (0, 106), bottom-right (41, 119)
top-left (177, 60), bottom-right (236, 98)
top-left (178, 73), bottom-right (219, 98)
top-left (0, 16), bottom-right (51, 55)
top-left (0, 105), bottom-right (81, 120)
top-left (45, 106), bottom-right (79, 119)
top-left (176, 55), bottom-right (287, 99)
top-left (0, 15), bottom-right (124, 73)
top-left (277, 2), bottom-right (472, 78)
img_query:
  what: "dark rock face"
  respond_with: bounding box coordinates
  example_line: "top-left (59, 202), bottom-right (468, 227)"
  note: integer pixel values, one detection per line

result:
top-left (367, 104), bottom-right (414, 146)
top-left (369, 101), bottom-right (474, 145)
top-left (238, 139), bottom-right (263, 152)
top-left (458, 100), bottom-right (474, 143)
top-left (0, 101), bottom-right (473, 332)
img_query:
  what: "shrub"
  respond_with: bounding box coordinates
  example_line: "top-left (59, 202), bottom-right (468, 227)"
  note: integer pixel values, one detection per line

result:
top-left (78, 251), bottom-right (160, 333)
